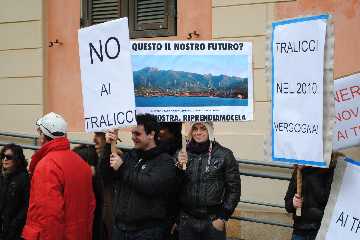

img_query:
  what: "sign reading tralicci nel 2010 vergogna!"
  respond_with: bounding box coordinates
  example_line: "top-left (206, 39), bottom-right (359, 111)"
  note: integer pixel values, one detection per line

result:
top-left (272, 15), bottom-right (329, 166)
top-left (78, 17), bottom-right (136, 132)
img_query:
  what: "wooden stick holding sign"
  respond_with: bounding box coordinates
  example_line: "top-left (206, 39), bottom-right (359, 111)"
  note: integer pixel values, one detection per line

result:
top-left (181, 135), bottom-right (188, 170)
top-left (106, 129), bottom-right (125, 171)
top-left (111, 129), bottom-right (119, 155)
top-left (296, 166), bottom-right (303, 216)
top-left (177, 122), bottom-right (189, 170)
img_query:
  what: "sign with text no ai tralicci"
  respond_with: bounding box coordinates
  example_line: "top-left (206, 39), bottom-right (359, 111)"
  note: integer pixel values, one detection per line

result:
top-left (78, 17), bottom-right (136, 132)
top-left (272, 15), bottom-right (329, 167)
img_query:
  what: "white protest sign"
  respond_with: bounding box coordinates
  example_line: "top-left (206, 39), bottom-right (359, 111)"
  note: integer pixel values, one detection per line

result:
top-left (316, 158), bottom-right (360, 240)
top-left (131, 41), bottom-right (253, 122)
top-left (78, 18), bottom-right (136, 132)
top-left (272, 15), bottom-right (328, 167)
top-left (333, 73), bottom-right (360, 150)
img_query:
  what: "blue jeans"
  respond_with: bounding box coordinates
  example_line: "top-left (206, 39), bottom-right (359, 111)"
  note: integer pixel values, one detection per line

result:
top-left (291, 233), bottom-right (317, 240)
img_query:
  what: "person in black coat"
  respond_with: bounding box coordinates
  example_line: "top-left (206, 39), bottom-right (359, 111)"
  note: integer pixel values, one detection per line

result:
top-left (284, 153), bottom-right (343, 240)
top-left (101, 114), bottom-right (178, 240)
top-left (73, 144), bottom-right (106, 240)
top-left (177, 122), bottom-right (241, 240)
top-left (93, 131), bottom-right (123, 240)
top-left (158, 122), bottom-right (183, 240)
top-left (0, 143), bottom-right (29, 240)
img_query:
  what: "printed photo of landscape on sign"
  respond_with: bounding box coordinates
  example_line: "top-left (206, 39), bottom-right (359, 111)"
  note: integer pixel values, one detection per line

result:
top-left (132, 55), bottom-right (249, 107)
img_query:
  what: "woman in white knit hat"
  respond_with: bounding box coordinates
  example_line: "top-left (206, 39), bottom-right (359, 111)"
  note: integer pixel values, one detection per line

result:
top-left (176, 122), bottom-right (241, 240)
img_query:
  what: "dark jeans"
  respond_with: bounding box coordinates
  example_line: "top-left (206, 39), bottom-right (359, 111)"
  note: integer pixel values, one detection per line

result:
top-left (291, 232), bottom-right (318, 240)
top-left (112, 224), bottom-right (166, 240)
top-left (178, 213), bottom-right (226, 240)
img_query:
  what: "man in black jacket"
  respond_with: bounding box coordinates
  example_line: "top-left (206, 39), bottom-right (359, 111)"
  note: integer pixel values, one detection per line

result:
top-left (101, 114), bottom-right (177, 240)
top-left (284, 163), bottom-right (336, 240)
top-left (177, 122), bottom-right (241, 240)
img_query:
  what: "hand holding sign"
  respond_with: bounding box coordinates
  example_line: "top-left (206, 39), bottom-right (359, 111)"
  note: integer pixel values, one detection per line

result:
top-left (110, 153), bottom-right (123, 171)
top-left (105, 129), bottom-right (119, 154)
top-left (105, 129), bottom-right (118, 143)
top-left (293, 193), bottom-right (303, 209)
top-left (177, 150), bottom-right (188, 171)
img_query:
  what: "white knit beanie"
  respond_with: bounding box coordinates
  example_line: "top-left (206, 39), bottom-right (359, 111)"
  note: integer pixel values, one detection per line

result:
top-left (36, 112), bottom-right (67, 139)
top-left (188, 122), bottom-right (215, 142)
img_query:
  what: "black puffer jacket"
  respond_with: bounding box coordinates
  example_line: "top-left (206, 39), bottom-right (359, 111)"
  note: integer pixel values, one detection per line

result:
top-left (285, 167), bottom-right (334, 235)
top-left (180, 141), bottom-right (241, 220)
top-left (100, 144), bottom-right (177, 230)
top-left (0, 169), bottom-right (29, 240)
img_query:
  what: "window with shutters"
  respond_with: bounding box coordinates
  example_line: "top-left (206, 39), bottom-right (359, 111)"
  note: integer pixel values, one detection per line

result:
top-left (81, 0), bottom-right (177, 38)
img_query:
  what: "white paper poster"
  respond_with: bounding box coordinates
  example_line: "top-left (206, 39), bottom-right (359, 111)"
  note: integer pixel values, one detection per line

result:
top-left (333, 73), bottom-right (360, 150)
top-left (78, 18), bottom-right (136, 132)
top-left (272, 15), bottom-right (328, 166)
top-left (131, 41), bottom-right (253, 122)
top-left (316, 158), bottom-right (360, 240)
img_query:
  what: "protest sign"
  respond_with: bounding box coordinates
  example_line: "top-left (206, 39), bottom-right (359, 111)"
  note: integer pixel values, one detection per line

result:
top-left (316, 158), bottom-right (360, 240)
top-left (270, 15), bottom-right (332, 167)
top-left (131, 40), bottom-right (253, 122)
top-left (78, 18), bottom-right (136, 132)
top-left (333, 73), bottom-right (360, 150)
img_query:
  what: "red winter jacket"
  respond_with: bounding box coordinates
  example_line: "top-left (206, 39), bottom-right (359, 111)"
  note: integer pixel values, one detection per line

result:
top-left (22, 137), bottom-right (96, 240)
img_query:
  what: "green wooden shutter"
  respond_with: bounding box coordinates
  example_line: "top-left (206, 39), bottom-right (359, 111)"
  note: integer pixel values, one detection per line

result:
top-left (128, 0), bottom-right (176, 38)
top-left (88, 0), bottom-right (121, 25)
top-left (82, 0), bottom-right (176, 38)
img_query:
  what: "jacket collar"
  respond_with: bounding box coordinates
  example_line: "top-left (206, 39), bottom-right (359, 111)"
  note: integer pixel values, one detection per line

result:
top-left (29, 137), bottom-right (70, 175)
top-left (136, 146), bottom-right (162, 161)
top-left (2, 167), bottom-right (26, 178)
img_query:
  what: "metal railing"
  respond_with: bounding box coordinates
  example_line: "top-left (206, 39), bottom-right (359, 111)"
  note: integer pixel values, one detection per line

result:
top-left (0, 130), bottom-right (293, 229)
top-left (231, 216), bottom-right (292, 228)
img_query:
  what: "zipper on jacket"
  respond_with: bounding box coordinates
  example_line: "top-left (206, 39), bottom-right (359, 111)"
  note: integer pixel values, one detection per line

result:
top-left (195, 155), bottom-right (202, 207)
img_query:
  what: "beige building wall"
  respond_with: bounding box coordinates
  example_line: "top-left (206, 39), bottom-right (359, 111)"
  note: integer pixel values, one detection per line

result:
top-left (212, 0), bottom-right (285, 161)
top-left (0, 0), bottom-right (44, 135)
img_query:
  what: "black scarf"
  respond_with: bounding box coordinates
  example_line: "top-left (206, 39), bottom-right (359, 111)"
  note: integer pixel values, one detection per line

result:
top-left (186, 139), bottom-right (210, 154)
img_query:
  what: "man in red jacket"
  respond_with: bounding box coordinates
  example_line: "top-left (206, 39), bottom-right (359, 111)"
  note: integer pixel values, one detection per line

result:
top-left (22, 112), bottom-right (96, 240)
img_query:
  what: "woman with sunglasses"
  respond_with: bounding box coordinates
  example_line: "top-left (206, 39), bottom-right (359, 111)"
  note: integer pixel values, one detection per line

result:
top-left (0, 143), bottom-right (29, 240)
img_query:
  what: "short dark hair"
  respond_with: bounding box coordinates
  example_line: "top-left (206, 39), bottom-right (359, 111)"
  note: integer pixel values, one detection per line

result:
top-left (136, 114), bottom-right (160, 144)
top-left (73, 144), bottom-right (98, 167)
top-left (0, 143), bottom-right (28, 170)
top-left (94, 132), bottom-right (105, 137)
top-left (159, 122), bottom-right (182, 150)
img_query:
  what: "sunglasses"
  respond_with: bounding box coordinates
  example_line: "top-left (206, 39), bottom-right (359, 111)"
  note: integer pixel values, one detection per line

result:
top-left (2, 155), bottom-right (13, 160)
